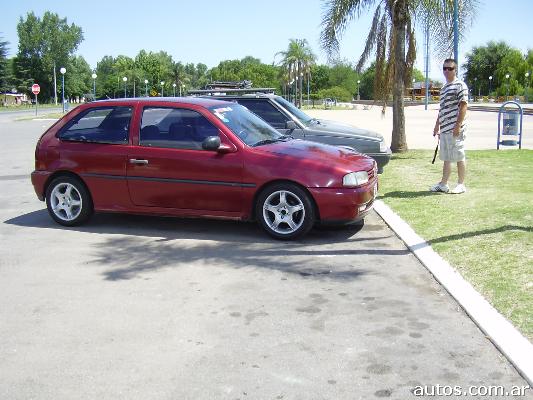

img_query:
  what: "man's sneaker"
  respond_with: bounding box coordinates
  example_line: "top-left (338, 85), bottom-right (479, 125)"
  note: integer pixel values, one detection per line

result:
top-left (430, 182), bottom-right (449, 193)
top-left (450, 184), bottom-right (467, 194)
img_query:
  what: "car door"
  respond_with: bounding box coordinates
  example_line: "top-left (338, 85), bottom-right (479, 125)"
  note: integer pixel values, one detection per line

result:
top-left (236, 98), bottom-right (305, 139)
top-left (126, 105), bottom-right (244, 212)
top-left (56, 106), bottom-right (133, 209)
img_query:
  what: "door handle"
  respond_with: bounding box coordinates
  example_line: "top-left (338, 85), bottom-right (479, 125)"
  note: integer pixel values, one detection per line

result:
top-left (129, 159), bottom-right (149, 165)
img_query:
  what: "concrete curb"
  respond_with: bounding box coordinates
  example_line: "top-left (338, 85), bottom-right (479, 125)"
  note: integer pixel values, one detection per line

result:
top-left (373, 200), bottom-right (533, 386)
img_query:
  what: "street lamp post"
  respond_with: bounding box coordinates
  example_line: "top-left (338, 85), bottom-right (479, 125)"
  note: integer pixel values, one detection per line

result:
top-left (474, 77), bottom-right (478, 101)
top-left (307, 69), bottom-right (310, 107)
top-left (60, 67), bottom-right (66, 113)
top-left (160, 81), bottom-right (164, 97)
top-left (489, 76), bottom-right (492, 98)
top-left (525, 72), bottom-right (530, 103)
top-left (505, 73), bottom-right (510, 100)
top-left (357, 80), bottom-right (361, 100)
top-left (173, 83), bottom-right (176, 97)
top-left (299, 72), bottom-right (303, 108)
top-left (123, 77), bottom-right (128, 98)
top-left (144, 79), bottom-right (148, 97)
top-left (91, 73), bottom-right (97, 98)
top-left (412, 78), bottom-right (416, 101)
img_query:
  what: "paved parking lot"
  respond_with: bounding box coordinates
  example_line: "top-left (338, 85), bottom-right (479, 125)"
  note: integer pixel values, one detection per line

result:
top-left (1, 117), bottom-right (531, 399)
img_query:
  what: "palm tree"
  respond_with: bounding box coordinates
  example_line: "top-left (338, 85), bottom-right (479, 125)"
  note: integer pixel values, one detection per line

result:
top-left (276, 39), bottom-right (316, 107)
top-left (320, 0), bottom-right (477, 152)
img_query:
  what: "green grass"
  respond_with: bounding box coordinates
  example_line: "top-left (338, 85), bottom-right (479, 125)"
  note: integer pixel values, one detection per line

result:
top-left (378, 150), bottom-right (533, 340)
top-left (15, 112), bottom-right (63, 121)
top-left (0, 103), bottom-right (62, 113)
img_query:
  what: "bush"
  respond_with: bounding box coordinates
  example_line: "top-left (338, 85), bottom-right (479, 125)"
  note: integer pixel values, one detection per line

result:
top-left (318, 86), bottom-right (352, 102)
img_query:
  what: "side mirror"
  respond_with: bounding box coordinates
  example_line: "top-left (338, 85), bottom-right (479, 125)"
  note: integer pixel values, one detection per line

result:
top-left (202, 136), bottom-right (221, 151)
top-left (285, 120), bottom-right (297, 130)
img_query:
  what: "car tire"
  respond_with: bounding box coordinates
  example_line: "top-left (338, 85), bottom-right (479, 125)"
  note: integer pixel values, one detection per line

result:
top-left (256, 183), bottom-right (314, 240)
top-left (45, 176), bottom-right (93, 226)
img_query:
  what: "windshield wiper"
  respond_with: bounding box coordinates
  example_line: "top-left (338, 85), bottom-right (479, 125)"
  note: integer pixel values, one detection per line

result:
top-left (252, 138), bottom-right (281, 147)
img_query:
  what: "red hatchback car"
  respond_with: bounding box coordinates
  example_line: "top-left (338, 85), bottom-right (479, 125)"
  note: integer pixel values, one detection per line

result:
top-left (31, 98), bottom-right (377, 239)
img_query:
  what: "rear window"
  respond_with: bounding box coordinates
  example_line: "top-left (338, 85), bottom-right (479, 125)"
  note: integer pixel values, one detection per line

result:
top-left (58, 106), bottom-right (132, 144)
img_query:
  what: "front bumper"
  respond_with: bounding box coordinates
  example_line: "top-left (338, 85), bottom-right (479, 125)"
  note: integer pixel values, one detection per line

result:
top-left (366, 148), bottom-right (392, 174)
top-left (309, 180), bottom-right (377, 224)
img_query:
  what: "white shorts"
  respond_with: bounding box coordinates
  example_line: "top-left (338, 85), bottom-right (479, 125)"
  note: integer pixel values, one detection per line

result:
top-left (439, 133), bottom-right (465, 162)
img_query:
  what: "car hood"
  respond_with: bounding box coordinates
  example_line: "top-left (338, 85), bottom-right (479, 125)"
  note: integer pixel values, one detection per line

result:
top-left (253, 139), bottom-right (374, 170)
top-left (307, 119), bottom-right (382, 141)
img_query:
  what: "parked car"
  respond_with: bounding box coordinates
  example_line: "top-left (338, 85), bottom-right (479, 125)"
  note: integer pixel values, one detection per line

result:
top-left (324, 97), bottom-right (336, 107)
top-left (31, 97), bottom-right (378, 240)
top-left (189, 90), bottom-right (391, 173)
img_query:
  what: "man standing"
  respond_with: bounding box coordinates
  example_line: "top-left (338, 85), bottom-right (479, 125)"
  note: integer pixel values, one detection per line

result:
top-left (430, 58), bottom-right (468, 194)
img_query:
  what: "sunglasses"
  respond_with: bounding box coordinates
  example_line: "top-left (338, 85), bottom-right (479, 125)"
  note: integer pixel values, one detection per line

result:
top-left (443, 66), bottom-right (455, 71)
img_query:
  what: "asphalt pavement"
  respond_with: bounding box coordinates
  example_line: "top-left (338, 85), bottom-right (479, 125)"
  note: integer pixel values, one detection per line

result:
top-left (0, 117), bottom-right (531, 399)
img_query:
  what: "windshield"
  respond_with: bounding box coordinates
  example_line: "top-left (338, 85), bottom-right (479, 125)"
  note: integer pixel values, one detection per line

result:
top-left (209, 103), bottom-right (284, 146)
top-left (274, 96), bottom-right (313, 124)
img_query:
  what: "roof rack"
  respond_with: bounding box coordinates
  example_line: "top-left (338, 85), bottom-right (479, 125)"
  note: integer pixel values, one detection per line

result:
top-left (205, 80), bottom-right (252, 89)
top-left (188, 87), bottom-right (276, 95)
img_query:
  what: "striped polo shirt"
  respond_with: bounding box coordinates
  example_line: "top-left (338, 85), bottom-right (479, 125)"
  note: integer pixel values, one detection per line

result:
top-left (438, 78), bottom-right (469, 135)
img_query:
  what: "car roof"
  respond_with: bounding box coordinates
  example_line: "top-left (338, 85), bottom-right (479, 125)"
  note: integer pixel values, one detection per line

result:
top-left (89, 97), bottom-right (234, 108)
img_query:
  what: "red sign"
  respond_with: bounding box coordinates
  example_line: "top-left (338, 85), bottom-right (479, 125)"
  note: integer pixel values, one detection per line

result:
top-left (32, 84), bottom-right (40, 95)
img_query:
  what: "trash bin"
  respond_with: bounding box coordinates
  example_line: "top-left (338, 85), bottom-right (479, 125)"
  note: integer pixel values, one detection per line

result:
top-left (501, 110), bottom-right (519, 145)
top-left (497, 101), bottom-right (523, 149)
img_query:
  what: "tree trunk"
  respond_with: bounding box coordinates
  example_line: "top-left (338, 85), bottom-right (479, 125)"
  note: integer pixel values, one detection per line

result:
top-left (391, 0), bottom-right (408, 153)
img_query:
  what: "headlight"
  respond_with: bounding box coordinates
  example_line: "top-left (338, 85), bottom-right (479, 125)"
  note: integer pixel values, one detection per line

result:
top-left (343, 171), bottom-right (369, 187)
top-left (379, 139), bottom-right (388, 153)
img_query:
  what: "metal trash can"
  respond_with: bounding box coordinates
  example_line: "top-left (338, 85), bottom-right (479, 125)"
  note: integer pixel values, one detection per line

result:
top-left (501, 110), bottom-right (520, 145)
top-left (497, 101), bottom-right (523, 149)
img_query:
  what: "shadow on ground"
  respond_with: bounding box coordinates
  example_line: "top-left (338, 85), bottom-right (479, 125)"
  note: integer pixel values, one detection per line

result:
top-left (5, 210), bottom-right (407, 282)
top-left (378, 190), bottom-right (437, 199)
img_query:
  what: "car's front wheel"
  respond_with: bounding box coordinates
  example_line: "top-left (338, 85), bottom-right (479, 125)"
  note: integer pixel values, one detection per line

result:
top-left (45, 176), bottom-right (93, 226)
top-left (256, 183), bottom-right (314, 240)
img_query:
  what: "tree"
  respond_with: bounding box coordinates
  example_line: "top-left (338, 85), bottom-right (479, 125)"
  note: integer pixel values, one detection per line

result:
top-left (16, 11), bottom-right (83, 102)
top-left (65, 55), bottom-right (91, 100)
top-left (463, 41), bottom-right (514, 96)
top-left (318, 86), bottom-right (352, 102)
top-left (495, 49), bottom-right (528, 98)
top-left (208, 57), bottom-right (280, 92)
top-left (0, 36), bottom-right (10, 97)
top-left (327, 60), bottom-right (360, 98)
top-left (320, 0), bottom-right (477, 152)
top-left (309, 64), bottom-right (329, 94)
top-left (276, 39), bottom-right (316, 107)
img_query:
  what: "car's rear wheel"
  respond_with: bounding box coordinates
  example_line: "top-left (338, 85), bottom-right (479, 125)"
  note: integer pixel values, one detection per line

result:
top-left (46, 176), bottom-right (93, 226)
top-left (256, 183), bottom-right (314, 240)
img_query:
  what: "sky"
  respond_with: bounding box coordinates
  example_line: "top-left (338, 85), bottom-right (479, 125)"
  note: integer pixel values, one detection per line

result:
top-left (2, 0), bottom-right (532, 82)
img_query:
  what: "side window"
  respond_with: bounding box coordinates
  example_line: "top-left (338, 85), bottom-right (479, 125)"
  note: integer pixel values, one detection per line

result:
top-left (58, 107), bottom-right (132, 144)
top-left (237, 99), bottom-right (289, 129)
top-left (140, 107), bottom-right (219, 150)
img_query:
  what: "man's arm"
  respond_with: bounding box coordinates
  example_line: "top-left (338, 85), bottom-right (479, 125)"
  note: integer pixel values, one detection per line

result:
top-left (433, 115), bottom-right (440, 136)
top-left (453, 101), bottom-right (467, 137)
